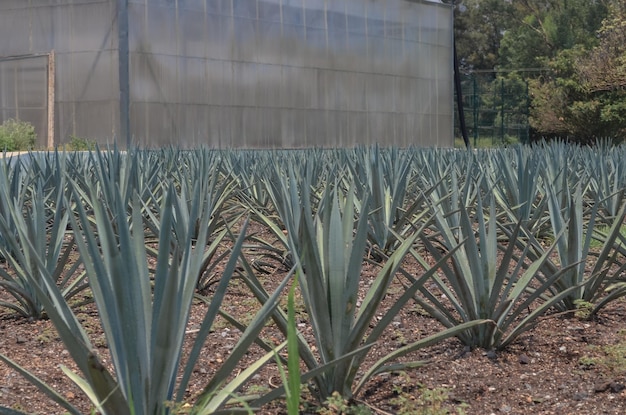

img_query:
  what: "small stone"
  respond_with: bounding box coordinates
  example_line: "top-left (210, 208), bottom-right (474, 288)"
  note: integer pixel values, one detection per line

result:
top-left (594, 382), bottom-right (610, 393)
top-left (16, 336), bottom-right (27, 344)
top-left (499, 405), bottom-right (511, 413)
top-left (485, 350), bottom-right (497, 360)
top-left (573, 392), bottom-right (588, 401)
top-left (610, 382), bottom-right (625, 393)
top-left (519, 354), bottom-right (530, 364)
top-left (457, 345), bottom-right (471, 358)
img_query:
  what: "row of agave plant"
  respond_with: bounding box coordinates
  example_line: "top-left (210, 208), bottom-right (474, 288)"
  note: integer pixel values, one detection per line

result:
top-left (1, 141), bottom-right (626, 414)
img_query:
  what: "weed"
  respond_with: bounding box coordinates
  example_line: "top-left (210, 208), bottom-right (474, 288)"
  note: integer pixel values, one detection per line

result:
top-left (36, 327), bottom-right (59, 344)
top-left (66, 135), bottom-right (97, 151)
top-left (588, 224), bottom-right (626, 250)
top-left (580, 331), bottom-right (626, 376)
top-left (390, 372), bottom-right (466, 415)
top-left (574, 299), bottom-right (594, 320)
top-left (578, 356), bottom-right (596, 369)
top-left (317, 392), bottom-right (372, 415)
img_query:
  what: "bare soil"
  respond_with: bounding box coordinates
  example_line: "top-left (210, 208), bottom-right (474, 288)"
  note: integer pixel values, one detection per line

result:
top-left (2, 224), bottom-right (626, 415)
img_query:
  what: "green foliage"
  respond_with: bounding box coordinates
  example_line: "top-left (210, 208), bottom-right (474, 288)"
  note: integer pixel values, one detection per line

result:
top-left (580, 330), bottom-right (626, 376)
top-left (454, 0), bottom-right (625, 142)
top-left (0, 119), bottom-right (36, 151)
top-left (498, 0), bottom-right (607, 69)
top-left (573, 299), bottom-right (594, 320)
top-left (66, 135), bottom-right (97, 151)
top-left (390, 372), bottom-right (466, 415)
top-left (317, 392), bottom-right (372, 415)
top-left (453, 0), bottom-right (511, 72)
top-left (529, 40), bottom-right (626, 142)
top-left (3, 145), bottom-right (626, 413)
top-left (274, 276), bottom-right (302, 415)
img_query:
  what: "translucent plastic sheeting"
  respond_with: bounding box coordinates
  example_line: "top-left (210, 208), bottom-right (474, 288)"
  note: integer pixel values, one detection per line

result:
top-left (0, 0), bottom-right (119, 145)
top-left (0, 56), bottom-right (48, 147)
top-left (0, 0), bottom-right (453, 148)
top-left (129, 0), bottom-right (454, 147)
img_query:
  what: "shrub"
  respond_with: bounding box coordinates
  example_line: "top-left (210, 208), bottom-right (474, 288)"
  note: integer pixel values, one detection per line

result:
top-left (66, 135), bottom-right (97, 151)
top-left (0, 118), bottom-right (36, 151)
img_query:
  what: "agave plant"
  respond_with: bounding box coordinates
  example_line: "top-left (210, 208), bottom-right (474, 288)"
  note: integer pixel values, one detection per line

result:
top-left (242, 153), bottom-right (328, 273)
top-left (0, 155), bottom-right (289, 415)
top-left (585, 143), bottom-right (626, 218)
top-left (139, 149), bottom-right (242, 293)
top-left (489, 145), bottom-right (548, 233)
top-left (243, 163), bottom-right (489, 405)
top-left (0, 154), bottom-right (87, 319)
top-left (517, 184), bottom-right (626, 313)
top-left (406, 173), bottom-right (575, 350)
top-left (345, 146), bottom-right (428, 258)
top-left (0, 153), bottom-right (29, 259)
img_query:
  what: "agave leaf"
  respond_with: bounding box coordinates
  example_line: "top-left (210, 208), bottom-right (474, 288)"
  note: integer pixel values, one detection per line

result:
top-left (361, 234), bottom-right (467, 348)
top-left (354, 319), bottom-right (493, 396)
top-left (60, 364), bottom-right (122, 414)
top-left (190, 252), bottom-right (292, 404)
top-left (193, 342), bottom-right (287, 415)
top-left (0, 355), bottom-right (82, 415)
top-left (233, 257), bottom-right (320, 373)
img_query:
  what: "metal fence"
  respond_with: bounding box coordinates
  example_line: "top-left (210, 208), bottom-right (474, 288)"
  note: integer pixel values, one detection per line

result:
top-left (456, 72), bottom-right (530, 146)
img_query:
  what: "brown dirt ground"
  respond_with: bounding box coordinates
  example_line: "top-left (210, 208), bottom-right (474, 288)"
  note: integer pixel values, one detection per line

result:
top-left (2, 222), bottom-right (626, 415)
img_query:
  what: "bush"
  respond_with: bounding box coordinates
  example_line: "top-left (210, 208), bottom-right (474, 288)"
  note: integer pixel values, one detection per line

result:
top-left (0, 119), bottom-right (36, 151)
top-left (66, 135), bottom-right (97, 151)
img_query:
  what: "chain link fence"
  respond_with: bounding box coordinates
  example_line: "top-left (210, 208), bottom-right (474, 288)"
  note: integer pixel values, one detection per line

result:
top-left (456, 72), bottom-right (530, 146)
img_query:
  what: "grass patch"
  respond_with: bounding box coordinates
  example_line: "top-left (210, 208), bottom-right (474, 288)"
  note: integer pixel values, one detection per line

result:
top-left (589, 224), bottom-right (626, 250)
top-left (579, 329), bottom-right (626, 376)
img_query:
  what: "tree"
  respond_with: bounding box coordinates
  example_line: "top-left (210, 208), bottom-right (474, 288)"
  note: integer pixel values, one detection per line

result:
top-left (451, 0), bottom-right (620, 142)
top-left (499, 0), bottom-right (608, 70)
top-left (577, 1), bottom-right (626, 93)
top-left (453, 0), bottom-right (512, 72)
top-left (528, 0), bottom-right (626, 142)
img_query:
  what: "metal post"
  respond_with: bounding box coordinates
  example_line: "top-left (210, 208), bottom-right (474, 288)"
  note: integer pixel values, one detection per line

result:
top-left (525, 79), bottom-right (530, 144)
top-left (500, 78), bottom-right (505, 144)
top-left (492, 78), bottom-right (497, 145)
top-left (454, 41), bottom-right (470, 148)
top-left (118, 0), bottom-right (130, 148)
top-left (47, 50), bottom-right (55, 149)
top-left (472, 76), bottom-right (478, 147)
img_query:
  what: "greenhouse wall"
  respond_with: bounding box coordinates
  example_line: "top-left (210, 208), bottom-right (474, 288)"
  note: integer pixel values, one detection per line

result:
top-left (0, 0), bottom-right (453, 148)
top-left (0, 0), bottom-right (119, 148)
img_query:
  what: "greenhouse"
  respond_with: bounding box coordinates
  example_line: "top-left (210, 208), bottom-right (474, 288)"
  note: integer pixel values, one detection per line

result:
top-left (0, 0), bottom-right (453, 148)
